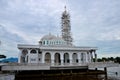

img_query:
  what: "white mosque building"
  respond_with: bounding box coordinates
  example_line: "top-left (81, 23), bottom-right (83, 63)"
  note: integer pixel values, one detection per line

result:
top-left (18, 7), bottom-right (97, 65)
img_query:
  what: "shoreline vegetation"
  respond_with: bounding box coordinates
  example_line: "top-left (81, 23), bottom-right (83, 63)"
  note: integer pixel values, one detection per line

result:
top-left (93, 57), bottom-right (120, 64)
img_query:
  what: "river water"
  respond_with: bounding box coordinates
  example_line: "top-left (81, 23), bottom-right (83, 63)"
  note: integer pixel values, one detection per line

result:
top-left (0, 65), bottom-right (120, 80)
top-left (107, 65), bottom-right (120, 80)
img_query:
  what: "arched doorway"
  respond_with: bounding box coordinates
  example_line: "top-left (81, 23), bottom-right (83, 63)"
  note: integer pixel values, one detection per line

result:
top-left (54, 53), bottom-right (61, 64)
top-left (45, 53), bottom-right (51, 63)
top-left (72, 53), bottom-right (78, 63)
top-left (64, 53), bottom-right (69, 63)
top-left (21, 49), bottom-right (28, 63)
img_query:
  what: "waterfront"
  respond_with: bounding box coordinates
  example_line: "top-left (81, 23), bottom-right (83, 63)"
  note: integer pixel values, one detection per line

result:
top-left (0, 74), bottom-right (14, 80)
top-left (0, 65), bottom-right (120, 80)
top-left (0, 74), bottom-right (105, 80)
top-left (107, 65), bottom-right (120, 79)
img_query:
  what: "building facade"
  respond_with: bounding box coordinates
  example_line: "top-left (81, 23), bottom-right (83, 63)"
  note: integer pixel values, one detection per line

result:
top-left (18, 7), bottom-right (97, 65)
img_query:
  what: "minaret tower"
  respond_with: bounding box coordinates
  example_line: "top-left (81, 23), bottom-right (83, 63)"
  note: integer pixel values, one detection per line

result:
top-left (61, 6), bottom-right (73, 46)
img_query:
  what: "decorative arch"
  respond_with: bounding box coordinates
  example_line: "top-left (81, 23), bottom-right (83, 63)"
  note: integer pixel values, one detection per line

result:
top-left (30, 49), bottom-right (37, 54)
top-left (21, 49), bottom-right (28, 63)
top-left (72, 53), bottom-right (78, 63)
top-left (54, 53), bottom-right (61, 64)
top-left (22, 49), bottom-right (28, 55)
top-left (64, 53), bottom-right (69, 63)
top-left (45, 52), bottom-right (51, 63)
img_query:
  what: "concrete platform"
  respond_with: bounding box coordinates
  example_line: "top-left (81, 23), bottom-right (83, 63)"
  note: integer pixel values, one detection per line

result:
top-left (1, 63), bottom-right (88, 71)
top-left (1, 62), bottom-right (119, 71)
top-left (1, 63), bottom-right (49, 71)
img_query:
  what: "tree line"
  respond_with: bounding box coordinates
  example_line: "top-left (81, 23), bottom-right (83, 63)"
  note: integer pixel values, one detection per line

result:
top-left (94, 57), bottom-right (120, 63)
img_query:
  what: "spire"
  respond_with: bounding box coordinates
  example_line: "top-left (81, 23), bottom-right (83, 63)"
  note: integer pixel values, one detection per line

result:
top-left (63, 6), bottom-right (68, 16)
top-left (64, 6), bottom-right (66, 11)
top-left (61, 6), bottom-right (73, 46)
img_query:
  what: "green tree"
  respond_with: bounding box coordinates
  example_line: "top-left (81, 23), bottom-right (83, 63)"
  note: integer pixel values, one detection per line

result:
top-left (102, 57), bottom-right (107, 62)
top-left (97, 58), bottom-right (102, 62)
top-left (115, 57), bottom-right (120, 63)
top-left (108, 57), bottom-right (114, 61)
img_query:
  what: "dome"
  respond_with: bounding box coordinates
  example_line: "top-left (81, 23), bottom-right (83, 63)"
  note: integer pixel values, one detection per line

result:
top-left (40, 33), bottom-right (67, 46)
top-left (55, 36), bottom-right (63, 40)
top-left (41, 33), bottom-right (57, 40)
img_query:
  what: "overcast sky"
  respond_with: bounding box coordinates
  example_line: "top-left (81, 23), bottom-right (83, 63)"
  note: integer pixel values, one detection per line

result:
top-left (0, 0), bottom-right (120, 58)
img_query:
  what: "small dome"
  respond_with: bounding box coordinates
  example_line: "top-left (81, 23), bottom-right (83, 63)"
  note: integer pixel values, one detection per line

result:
top-left (41, 33), bottom-right (57, 40)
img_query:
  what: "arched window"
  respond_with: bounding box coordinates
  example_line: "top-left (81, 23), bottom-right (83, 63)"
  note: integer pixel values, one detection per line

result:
top-left (22, 49), bottom-right (28, 55)
top-left (30, 49), bottom-right (37, 54)
top-left (64, 53), bottom-right (69, 63)
top-left (21, 49), bottom-right (28, 63)
top-left (72, 53), bottom-right (78, 63)
top-left (45, 53), bottom-right (51, 63)
top-left (43, 41), bottom-right (45, 44)
top-left (54, 53), bottom-right (61, 64)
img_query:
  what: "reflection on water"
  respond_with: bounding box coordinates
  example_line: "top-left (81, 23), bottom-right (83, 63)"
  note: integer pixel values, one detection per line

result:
top-left (107, 66), bottom-right (120, 80)
top-left (0, 74), bottom-right (119, 80)
top-left (15, 69), bottom-right (106, 80)
top-left (15, 75), bottom-right (105, 80)
top-left (0, 74), bottom-right (14, 80)
top-left (30, 76), bottom-right (103, 80)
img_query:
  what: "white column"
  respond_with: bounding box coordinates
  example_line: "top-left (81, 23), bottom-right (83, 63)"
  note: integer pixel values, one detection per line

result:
top-left (69, 52), bottom-right (72, 64)
top-left (27, 49), bottom-right (30, 63)
top-left (85, 52), bottom-right (88, 63)
top-left (51, 52), bottom-right (55, 65)
top-left (60, 53), bottom-right (64, 65)
top-left (88, 52), bottom-right (91, 63)
top-left (18, 49), bottom-right (22, 63)
top-left (88, 52), bottom-right (90, 63)
top-left (25, 49), bottom-right (28, 63)
top-left (77, 53), bottom-right (81, 64)
top-left (41, 51), bottom-right (45, 63)
top-left (51, 59), bottom-right (54, 64)
top-left (83, 53), bottom-right (86, 63)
